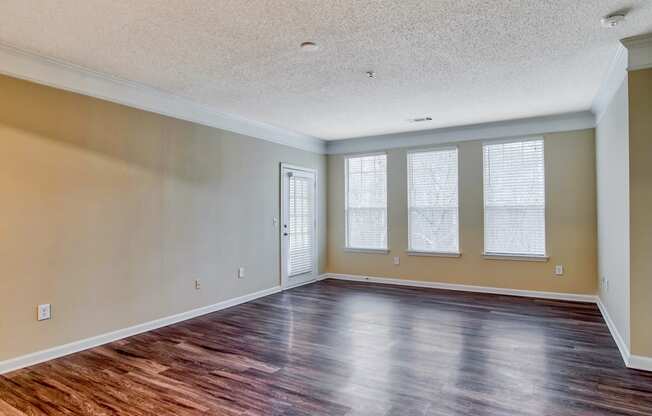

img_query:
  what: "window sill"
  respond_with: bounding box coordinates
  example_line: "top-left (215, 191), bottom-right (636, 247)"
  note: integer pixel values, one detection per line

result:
top-left (343, 247), bottom-right (390, 254)
top-left (482, 253), bottom-right (549, 262)
top-left (406, 250), bottom-right (461, 258)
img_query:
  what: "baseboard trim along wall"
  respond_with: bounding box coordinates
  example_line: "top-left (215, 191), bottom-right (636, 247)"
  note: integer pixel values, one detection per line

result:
top-left (630, 355), bottom-right (652, 372)
top-left (597, 297), bottom-right (632, 367)
top-left (323, 273), bottom-right (597, 303)
top-left (4, 275), bottom-right (650, 374)
top-left (323, 273), bottom-right (652, 372)
top-left (0, 285), bottom-right (285, 375)
top-left (597, 297), bottom-right (652, 372)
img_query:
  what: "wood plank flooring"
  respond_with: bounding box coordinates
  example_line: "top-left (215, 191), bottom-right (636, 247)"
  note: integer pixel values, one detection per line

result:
top-left (1, 279), bottom-right (652, 415)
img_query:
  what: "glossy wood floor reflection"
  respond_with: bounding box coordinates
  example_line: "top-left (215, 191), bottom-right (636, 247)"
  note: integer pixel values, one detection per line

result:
top-left (2, 280), bottom-right (652, 415)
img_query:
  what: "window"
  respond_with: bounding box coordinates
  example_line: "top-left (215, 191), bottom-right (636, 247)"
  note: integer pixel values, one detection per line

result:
top-left (483, 139), bottom-right (546, 257)
top-left (288, 172), bottom-right (315, 276)
top-left (345, 153), bottom-right (388, 250)
top-left (407, 148), bottom-right (459, 254)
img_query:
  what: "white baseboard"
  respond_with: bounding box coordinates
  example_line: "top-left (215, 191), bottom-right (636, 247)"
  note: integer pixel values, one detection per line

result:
top-left (0, 285), bottom-right (283, 375)
top-left (629, 355), bottom-right (652, 372)
top-left (323, 273), bottom-right (597, 303)
top-left (325, 274), bottom-right (652, 372)
top-left (596, 297), bottom-right (652, 372)
top-left (597, 297), bottom-right (631, 367)
top-left (4, 278), bottom-right (650, 374)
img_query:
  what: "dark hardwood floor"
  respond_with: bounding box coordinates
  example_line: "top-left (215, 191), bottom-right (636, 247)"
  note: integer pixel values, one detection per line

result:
top-left (1, 279), bottom-right (652, 415)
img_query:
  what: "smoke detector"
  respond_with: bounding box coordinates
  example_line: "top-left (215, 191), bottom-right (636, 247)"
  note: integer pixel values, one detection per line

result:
top-left (601, 13), bottom-right (626, 28)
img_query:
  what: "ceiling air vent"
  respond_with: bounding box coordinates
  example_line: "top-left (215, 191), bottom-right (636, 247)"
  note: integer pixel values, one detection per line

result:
top-left (411, 117), bottom-right (433, 123)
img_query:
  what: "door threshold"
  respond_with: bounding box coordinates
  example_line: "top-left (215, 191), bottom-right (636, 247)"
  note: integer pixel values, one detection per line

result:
top-left (283, 278), bottom-right (319, 290)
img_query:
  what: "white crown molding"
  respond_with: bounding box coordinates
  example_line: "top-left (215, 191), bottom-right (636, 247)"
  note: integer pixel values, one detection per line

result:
top-left (323, 273), bottom-right (598, 303)
top-left (0, 43), bottom-right (326, 154)
top-left (5, 38), bottom-right (644, 157)
top-left (592, 44), bottom-right (628, 125)
top-left (0, 285), bottom-right (284, 375)
top-left (325, 111), bottom-right (596, 155)
top-left (0, 41), bottom-right (601, 156)
top-left (621, 33), bottom-right (652, 71)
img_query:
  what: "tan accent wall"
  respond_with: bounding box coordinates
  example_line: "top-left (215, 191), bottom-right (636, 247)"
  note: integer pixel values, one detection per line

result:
top-left (0, 74), bottom-right (327, 361)
top-left (628, 68), bottom-right (652, 357)
top-left (327, 130), bottom-right (597, 295)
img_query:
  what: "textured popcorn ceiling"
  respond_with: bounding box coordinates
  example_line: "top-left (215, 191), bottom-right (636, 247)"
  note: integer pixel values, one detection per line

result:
top-left (0, 1), bottom-right (651, 140)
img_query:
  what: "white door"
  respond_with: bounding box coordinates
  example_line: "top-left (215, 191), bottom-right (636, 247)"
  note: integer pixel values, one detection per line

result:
top-left (281, 164), bottom-right (317, 289)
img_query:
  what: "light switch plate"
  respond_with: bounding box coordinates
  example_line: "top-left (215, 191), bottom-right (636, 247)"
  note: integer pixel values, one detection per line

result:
top-left (554, 265), bottom-right (564, 276)
top-left (393, 256), bottom-right (400, 265)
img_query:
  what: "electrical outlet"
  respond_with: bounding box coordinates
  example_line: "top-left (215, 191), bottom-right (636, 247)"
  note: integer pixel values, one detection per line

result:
top-left (238, 267), bottom-right (245, 279)
top-left (393, 256), bottom-right (400, 265)
top-left (554, 265), bottom-right (564, 276)
top-left (195, 279), bottom-right (201, 290)
top-left (37, 304), bottom-right (51, 321)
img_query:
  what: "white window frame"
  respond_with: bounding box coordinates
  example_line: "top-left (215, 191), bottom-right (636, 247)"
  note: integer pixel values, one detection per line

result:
top-left (482, 136), bottom-right (548, 262)
top-left (344, 152), bottom-right (389, 254)
top-left (406, 146), bottom-right (461, 257)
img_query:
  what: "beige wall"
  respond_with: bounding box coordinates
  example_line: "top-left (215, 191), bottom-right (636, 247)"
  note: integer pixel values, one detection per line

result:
top-left (0, 74), bottom-right (327, 361)
top-left (628, 68), bottom-right (652, 357)
top-left (596, 76), bottom-right (630, 347)
top-left (0, 70), bottom-right (605, 364)
top-left (327, 130), bottom-right (597, 295)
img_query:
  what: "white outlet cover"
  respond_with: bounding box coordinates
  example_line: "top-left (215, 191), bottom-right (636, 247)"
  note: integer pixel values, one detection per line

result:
top-left (37, 304), bottom-right (51, 321)
top-left (554, 265), bottom-right (564, 276)
top-left (393, 256), bottom-right (400, 265)
top-left (238, 267), bottom-right (245, 278)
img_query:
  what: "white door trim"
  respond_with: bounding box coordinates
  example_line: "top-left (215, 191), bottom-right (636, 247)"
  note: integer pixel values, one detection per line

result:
top-left (280, 163), bottom-right (318, 289)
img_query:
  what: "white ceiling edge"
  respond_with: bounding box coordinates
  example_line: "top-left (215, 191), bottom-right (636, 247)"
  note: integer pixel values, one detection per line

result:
top-left (592, 44), bottom-right (628, 126)
top-left (622, 33), bottom-right (652, 71)
top-left (326, 111), bottom-right (596, 155)
top-left (0, 43), bottom-right (327, 154)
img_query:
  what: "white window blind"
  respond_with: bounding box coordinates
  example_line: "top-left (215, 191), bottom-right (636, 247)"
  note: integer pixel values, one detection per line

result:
top-left (288, 174), bottom-right (315, 276)
top-left (345, 154), bottom-right (388, 250)
top-left (483, 139), bottom-right (546, 256)
top-left (407, 148), bottom-right (459, 253)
